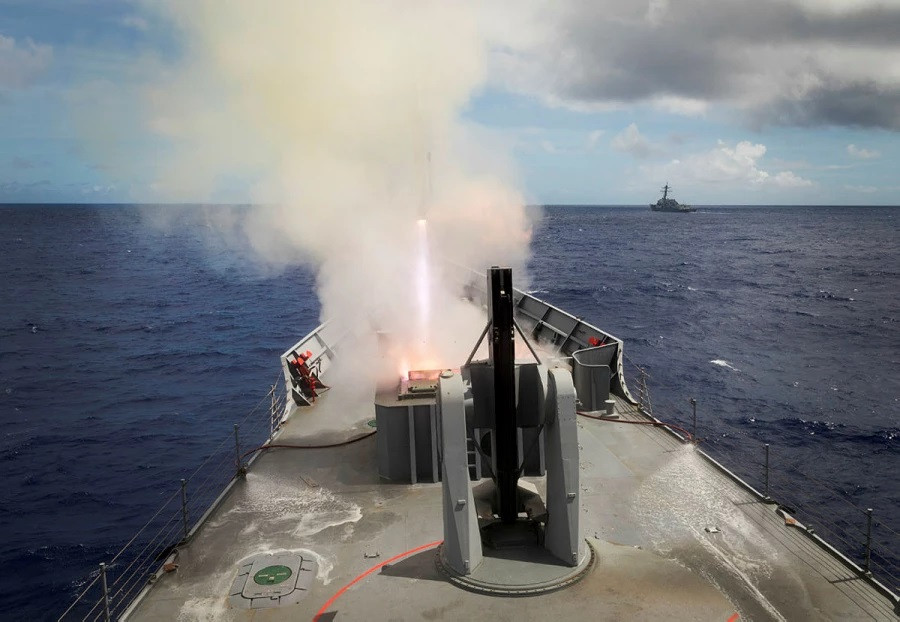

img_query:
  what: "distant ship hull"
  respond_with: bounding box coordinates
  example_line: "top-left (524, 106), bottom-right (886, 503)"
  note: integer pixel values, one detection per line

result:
top-left (650, 202), bottom-right (695, 212)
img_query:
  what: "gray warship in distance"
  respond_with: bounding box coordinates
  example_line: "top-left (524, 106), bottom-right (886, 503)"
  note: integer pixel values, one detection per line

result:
top-left (60, 265), bottom-right (899, 621)
top-left (651, 183), bottom-right (695, 212)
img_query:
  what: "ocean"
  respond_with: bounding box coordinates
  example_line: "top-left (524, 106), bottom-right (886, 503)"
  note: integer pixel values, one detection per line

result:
top-left (1, 204), bottom-right (897, 619)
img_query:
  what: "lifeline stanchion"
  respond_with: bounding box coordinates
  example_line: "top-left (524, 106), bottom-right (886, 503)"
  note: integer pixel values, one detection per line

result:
top-left (864, 508), bottom-right (873, 574)
top-left (269, 384), bottom-right (277, 437)
top-left (180, 479), bottom-right (189, 542)
top-left (234, 424), bottom-right (245, 475)
top-left (100, 562), bottom-right (111, 622)
top-left (689, 397), bottom-right (697, 440)
top-left (764, 444), bottom-right (770, 500)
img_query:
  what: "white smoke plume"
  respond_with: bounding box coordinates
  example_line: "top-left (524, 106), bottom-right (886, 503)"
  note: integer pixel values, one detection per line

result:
top-left (140, 1), bottom-right (533, 380)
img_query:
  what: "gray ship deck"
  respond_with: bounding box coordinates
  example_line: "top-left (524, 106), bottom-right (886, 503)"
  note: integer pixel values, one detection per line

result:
top-left (126, 391), bottom-right (897, 621)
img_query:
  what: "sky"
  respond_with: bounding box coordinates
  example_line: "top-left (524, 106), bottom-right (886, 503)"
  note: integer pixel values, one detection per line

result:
top-left (0, 0), bottom-right (898, 206)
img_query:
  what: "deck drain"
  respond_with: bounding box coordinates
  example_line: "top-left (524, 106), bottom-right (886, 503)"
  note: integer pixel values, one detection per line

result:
top-left (229, 553), bottom-right (316, 609)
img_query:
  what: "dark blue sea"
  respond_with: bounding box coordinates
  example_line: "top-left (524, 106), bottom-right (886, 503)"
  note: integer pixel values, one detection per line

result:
top-left (1, 204), bottom-right (897, 620)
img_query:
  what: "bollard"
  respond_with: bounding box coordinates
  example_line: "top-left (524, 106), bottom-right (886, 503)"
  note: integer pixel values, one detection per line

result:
top-left (864, 508), bottom-right (873, 574)
top-left (180, 479), bottom-right (189, 542)
top-left (99, 562), bottom-right (111, 622)
top-left (689, 398), bottom-right (697, 440)
top-left (234, 424), bottom-right (244, 474)
top-left (764, 444), bottom-right (770, 500)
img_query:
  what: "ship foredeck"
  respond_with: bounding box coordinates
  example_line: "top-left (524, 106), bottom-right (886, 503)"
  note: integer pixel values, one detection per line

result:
top-left (125, 388), bottom-right (897, 621)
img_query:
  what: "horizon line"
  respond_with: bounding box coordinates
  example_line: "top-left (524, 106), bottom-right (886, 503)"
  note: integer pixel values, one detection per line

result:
top-left (1, 202), bottom-right (899, 208)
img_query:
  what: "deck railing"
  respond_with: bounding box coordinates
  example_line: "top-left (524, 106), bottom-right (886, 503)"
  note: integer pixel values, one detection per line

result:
top-left (57, 379), bottom-right (289, 622)
top-left (624, 356), bottom-right (899, 597)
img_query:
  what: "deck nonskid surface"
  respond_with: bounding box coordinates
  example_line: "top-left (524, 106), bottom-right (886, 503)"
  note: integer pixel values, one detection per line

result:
top-left (128, 392), bottom-right (896, 621)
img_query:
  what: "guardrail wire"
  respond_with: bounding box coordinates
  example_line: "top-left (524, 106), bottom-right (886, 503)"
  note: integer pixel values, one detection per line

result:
top-left (58, 378), bottom-right (287, 621)
top-left (623, 356), bottom-right (899, 593)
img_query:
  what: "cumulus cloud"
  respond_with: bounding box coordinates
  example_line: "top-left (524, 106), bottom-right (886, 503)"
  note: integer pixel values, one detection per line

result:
top-left (847, 144), bottom-right (880, 159)
top-left (610, 123), bottom-right (661, 158)
top-left (0, 33), bottom-right (52, 88)
top-left (771, 171), bottom-right (813, 188)
top-left (488, 0), bottom-right (900, 130)
top-left (649, 140), bottom-right (812, 188)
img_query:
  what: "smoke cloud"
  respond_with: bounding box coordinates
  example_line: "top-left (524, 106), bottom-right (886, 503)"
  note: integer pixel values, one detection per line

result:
top-left (140, 1), bottom-right (533, 380)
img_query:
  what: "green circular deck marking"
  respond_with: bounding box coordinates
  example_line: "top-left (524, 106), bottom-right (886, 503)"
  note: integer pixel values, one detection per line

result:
top-left (367, 419), bottom-right (377, 428)
top-left (253, 565), bottom-right (293, 585)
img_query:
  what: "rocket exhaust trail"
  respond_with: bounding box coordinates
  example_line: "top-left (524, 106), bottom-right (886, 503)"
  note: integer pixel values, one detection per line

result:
top-left (416, 218), bottom-right (430, 355)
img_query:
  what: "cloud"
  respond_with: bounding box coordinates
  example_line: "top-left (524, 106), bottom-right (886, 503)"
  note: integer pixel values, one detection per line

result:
top-left (1, 180), bottom-right (50, 191)
top-left (81, 183), bottom-right (115, 196)
top-left (0, 179), bottom-right (121, 202)
top-left (9, 156), bottom-right (37, 170)
top-left (610, 123), bottom-right (661, 158)
top-left (487, 0), bottom-right (900, 130)
top-left (847, 144), bottom-right (880, 159)
top-left (585, 129), bottom-right (605, 150)
top-left (771, 171), bottom-right (813, 188)
top-left (119, 16), bottom-right (150, 31)
top-left (758, 80), bottom-right (900, 129)
top-left (649, 140), bottom-right (812, 188)
top-left (0, 33), bottom-right (52, 88)
top-left (844, 184), bottom-right (878, 193)
top-left (651, 96), bottom-right (708, 117)
top-left (540, 140), bottom-right (557, 154)
top-left (645, 0), bottom-right (670, 27)
top-left (0, 180), bottom-right (52, 200)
